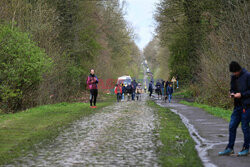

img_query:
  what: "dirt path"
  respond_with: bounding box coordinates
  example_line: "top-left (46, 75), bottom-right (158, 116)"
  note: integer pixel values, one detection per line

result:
top-left (5, 94), bottom-right (160, 167)
top-left (153, 95), bottom-right (250, 167)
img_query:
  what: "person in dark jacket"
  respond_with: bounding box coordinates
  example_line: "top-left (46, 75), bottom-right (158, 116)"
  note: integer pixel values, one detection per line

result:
top-left (155, 80), bottom-right (162, 99)
top-left (219, 61), bottom-right (250, 156)
top-left (165, 81), bottom-right (169, 102)
top-left (122, 83), bottom-right (126, 101)
top-left (148, 81), bottom-right (153, 97)
top-left (86, 69), bottom-right (99, 108)
top-left (167, 83), bottom-right (174, 103)
top-left (161, 80), bottom-right (165, 100)
top-left (131, 79), bottom-right (138, 101)
top-left (126, 83), bottom-right (133, 101)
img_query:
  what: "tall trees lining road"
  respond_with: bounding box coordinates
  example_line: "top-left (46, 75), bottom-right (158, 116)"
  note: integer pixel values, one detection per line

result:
top-left (0, 0), bottom-right (141, 113)
top-left (145, 0), bottom-right (249, 108)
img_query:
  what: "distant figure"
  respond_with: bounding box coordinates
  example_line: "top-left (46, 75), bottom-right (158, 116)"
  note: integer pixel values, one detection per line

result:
top-left (165, 81), bottom-right (169, 102)
top-left (136, 83), bottom-right (143, 101)
top-left (126, 83), bottom-right (133, 101)
top-left (86, 69), bottom-right (99, 108)
top-left (114, 84), bottom-right (122, 102)
top-left (122, 83), bottom-right (126, 101)
top-left (161, 80), bottom-right (165, 100)
top-left (148, 81), bottom-right (153, 97)
top-left (131, 79), bottom-right (138, 101)
top-left (167, 83), bottom-right (173, 103)
top-left (219, 61), bottom-right (250, 156)
top-left (176, 75), bottom-right (179, 89)
top-left (155, 80), bottom-right (162, 99)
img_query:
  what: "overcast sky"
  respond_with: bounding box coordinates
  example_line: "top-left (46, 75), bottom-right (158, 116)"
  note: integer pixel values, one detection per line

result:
top-left (122, 0), bottom-right (160, 50)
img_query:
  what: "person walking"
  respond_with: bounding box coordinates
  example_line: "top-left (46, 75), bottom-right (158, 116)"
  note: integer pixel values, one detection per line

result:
top-left (148, 81), bottom-right (153, 98)
top-left (114, 84), bottom-right (122, 102)
top-left (165, 81), bottom-right (169, 102)
top-left (136, 83), bottom-right (143, 101)
top-left (167, 83), bottom-right (174, 103)
top-left (161, 80), bottom-right (165, 100)
top-left (86, 69), bottom-right (99, 108)
top-left (126, 83), bottom-right (133, 101)
top-left (131, 79), bottom-right (138, 101)
top-left (155, 80), bottom-right (162, 99)
top-left (122, 83), bottom-right (126, 101)
top-left (219, 61), bottom-right (250, 156)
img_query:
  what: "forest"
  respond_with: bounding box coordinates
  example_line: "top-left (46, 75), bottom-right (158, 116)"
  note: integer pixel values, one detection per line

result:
top-left (144, 0), bottom-right (250, 108)
top-left (0, 0), bottom-right (141, 113)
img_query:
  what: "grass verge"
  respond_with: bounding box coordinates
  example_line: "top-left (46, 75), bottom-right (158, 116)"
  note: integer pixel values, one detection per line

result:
top-left (0, 97), bottom-right (114, 165)
top-left (173, 88), bottom-right (193, 99)
top-left (147, 100), bottom-right (203, 167)
top-left (180, 101), bottom-right (231, 122)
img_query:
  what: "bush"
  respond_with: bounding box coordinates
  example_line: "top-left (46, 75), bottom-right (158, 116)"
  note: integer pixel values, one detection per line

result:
top-left (0, 24), bottom-right (52, 113)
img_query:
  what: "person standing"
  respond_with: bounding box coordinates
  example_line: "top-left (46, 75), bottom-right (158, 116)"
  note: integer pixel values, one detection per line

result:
top-left (167, 83), bottom-right (174, 103)
top-left (115, 84), bottom-right (122, 102)
top-left (219, 61), bottom-right (250, 156)
top-left (86, 69), bottom-right (99, 108)
top-left (148, 81), bottom-right (153, 98)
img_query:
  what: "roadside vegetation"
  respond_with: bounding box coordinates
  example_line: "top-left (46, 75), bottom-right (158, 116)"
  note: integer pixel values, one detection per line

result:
top-left (148, 101), bottom-right (202, 167)
top-left (0, 0), bottom-right (141, 113)
top-left (0, 95), bottom-right (114, 165)
top-left (145, 0), bottom-right (249, 109)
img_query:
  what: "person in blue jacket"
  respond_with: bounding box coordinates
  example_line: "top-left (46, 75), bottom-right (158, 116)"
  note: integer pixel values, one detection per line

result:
top-left (167, 83), bottom-right (174, 103)
top-left (148, 81), bottom-right (153, 97)
top-left (219, 61), bottom-right (250, 156)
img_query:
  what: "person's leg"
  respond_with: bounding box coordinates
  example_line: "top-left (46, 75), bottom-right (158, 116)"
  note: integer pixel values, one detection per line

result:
top-left (241, 107), bottom-right (250, 150)
top-left (90, 89), bottom-right (94, 106)
top-left (117, 93), bottom-right (119, 102)
top-left (122, 93), bottom-right (124, 100)
top-left (227, 107), bottom-right (242, 149)
top-left (93, 89), bottom-right (98, 106)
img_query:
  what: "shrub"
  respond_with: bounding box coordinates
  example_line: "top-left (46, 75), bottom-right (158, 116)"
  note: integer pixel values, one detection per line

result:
top-left (0, 24), bottom-right (52, 113)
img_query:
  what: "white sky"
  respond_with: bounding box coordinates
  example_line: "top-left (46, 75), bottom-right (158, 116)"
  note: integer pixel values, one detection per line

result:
top-left (121, 0), bottom-right (160, 50)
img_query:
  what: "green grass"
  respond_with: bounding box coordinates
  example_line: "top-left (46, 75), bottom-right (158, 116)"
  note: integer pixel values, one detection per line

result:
top-left (0, 99), bottom-right (114, 165)
top-left (180, 101), bottom-right (231, 122)
top-left (174, 88), bottom-right (193, 99)
top-left (147, 101), bottom-right (202, 167)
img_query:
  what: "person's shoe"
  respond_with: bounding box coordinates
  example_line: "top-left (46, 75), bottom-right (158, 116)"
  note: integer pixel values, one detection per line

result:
top-left (218, 148), bottom-right (234, 156)
top-left (90, 106), bottom-right (94, 108)
top-left (93, 106), bottom-right (97, 108)
top-left (238, 148), bottom-right (249, 156)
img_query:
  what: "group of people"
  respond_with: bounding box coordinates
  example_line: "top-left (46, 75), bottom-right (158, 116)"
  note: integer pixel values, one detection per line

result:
top-left (114, 79), bottom-right (143, 102)
top-left (148, 80), bottom-right (174, 103)
top-left (86, 61), bottom-right (250, 156)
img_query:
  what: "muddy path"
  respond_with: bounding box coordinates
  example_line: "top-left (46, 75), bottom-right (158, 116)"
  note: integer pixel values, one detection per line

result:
top-left (5, 94), bottom-right (160, 167)
top-left (153, 95), bottom-right (250, 167)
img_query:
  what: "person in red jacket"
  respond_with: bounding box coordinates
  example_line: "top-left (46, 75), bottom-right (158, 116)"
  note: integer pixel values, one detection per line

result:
top-left (86, 69), bottom-right (99, 108)
top-left (114, 84), bottom-right (122, 102)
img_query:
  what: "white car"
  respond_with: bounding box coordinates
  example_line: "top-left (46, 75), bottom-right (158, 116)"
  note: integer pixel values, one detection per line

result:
top-left (117, 76), bottom-right (132, 87)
